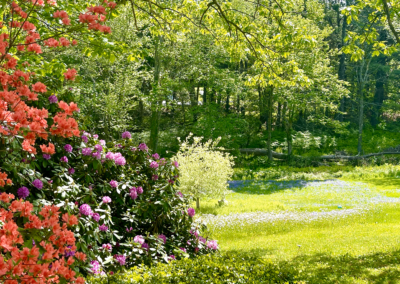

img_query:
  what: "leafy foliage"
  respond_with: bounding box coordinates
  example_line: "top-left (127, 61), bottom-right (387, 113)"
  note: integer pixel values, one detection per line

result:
top-left (86, 253), bottom-right (295, 284)
top-left (174, 134), bottom-right (234, 207)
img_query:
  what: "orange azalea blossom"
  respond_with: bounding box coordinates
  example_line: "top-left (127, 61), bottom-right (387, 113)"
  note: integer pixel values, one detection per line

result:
top-left (0, 171), bottom-right (11, 187)
top-left (40, 142), bottom-right (55, 154)
top-left (0, 199), bottom-right (86, 283)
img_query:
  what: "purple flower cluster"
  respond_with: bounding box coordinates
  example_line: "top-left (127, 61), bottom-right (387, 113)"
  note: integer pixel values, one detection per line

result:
top-left (43, 154), bottom-right (51, 160)
top-left (102, 196), bottom-right (112, 203)
top-left (79, 204), bottom-right (92, 216)
top-left (99, 224), bottom-right (108, 232)
top-left (150, 161), bottom-right (159, 169)
top-left (105, 152), bottom-right (126, 166)
top-left (138, 143), bottom-right (148, 152)
top-left (180, 247), bottom-right (187, 253)
top-left (152, 153), bottom-right (160, 160)
top-left (32, 179), bottom-right (43, 189)
top-left (187, 208), bottom-right (195, 218)
top-left (92, 151), bottom-right (101, 160)
top-left (64, 144), bottom-right (73, 153)
top-left (152, 175), bottom-right (159, 181)
top-left (99, 139), bottom-right (106, 146)
top-left (158, 234), bottom-right (167, 244)
top-left (134, 235), bottom-right (145, 244)
top-left (64, 246), bottom-right (75, 257)
top-left (173, 161), bottom-right (179, 168)
top-left (82, 148), bottom-right (92, 156)
top-left (114, 154), bottom-right (126, 166)
top-left (92, 213), bottom-right (100, 222)
top-left (60, 156), bottom-right (68, 163)
top-left (109, 180), bottom-right (118, 188)
top-left (90, 260), bottom-right (101, 274)
top-left (130, 186), bottom-right (143, 200)
top-left (102, 243), bottom-right (112, 252)
top-left (68, 168), bottom-right (75, 175)
top-left (17, 187), bottom-right (30, 199)
top-left (94, 144), bottom-right (103, 152)
top-left (141, 243), bottom-right (149, 250)
top-left (48, 95), bottom-right (58, 104)
top-left (207, 240), bottom-right (218, 250)
top-left (81, 135), bottom-right (88, 143)
top-left (121, 131), bottom-right (131, 139)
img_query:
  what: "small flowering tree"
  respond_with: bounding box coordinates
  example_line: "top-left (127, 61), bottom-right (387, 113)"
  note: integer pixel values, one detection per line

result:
top-left (174, 134), bottom-right (234, 209)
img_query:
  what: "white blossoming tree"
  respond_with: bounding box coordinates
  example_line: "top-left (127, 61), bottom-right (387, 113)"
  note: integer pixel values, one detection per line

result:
top-left (174, 134), bottom-right (234, 209)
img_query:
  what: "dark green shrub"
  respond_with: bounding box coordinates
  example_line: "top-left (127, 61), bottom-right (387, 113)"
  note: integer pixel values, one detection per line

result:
top-left (86, 253), bottom-right (298, 283)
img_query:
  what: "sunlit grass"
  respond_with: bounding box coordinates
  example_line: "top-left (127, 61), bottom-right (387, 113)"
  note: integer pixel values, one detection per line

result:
top-left (195, 165), bottom-right (400, 283)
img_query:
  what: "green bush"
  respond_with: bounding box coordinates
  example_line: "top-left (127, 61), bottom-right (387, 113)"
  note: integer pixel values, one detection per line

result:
top-left (86, 253), bottom-right (297, 283)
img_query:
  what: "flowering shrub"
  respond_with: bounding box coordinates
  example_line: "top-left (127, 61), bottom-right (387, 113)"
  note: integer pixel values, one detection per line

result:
top-left (174, 134), bottom-right (234, 208)
top-left (0, 1), bottom-right (217, 277)
top-left (0, 192), bottom-right (86, 283)
top-left (6, 132), bottom-right (217, 275)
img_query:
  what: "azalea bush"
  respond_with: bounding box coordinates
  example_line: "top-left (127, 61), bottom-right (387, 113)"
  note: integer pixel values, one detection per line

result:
top-left (0, 190), bottom-right (87, 283)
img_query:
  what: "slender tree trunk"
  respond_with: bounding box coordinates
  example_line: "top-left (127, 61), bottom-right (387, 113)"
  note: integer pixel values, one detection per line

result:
top-left (203, 84), bottom-right (207, 105)
top-left (196, 197), bottom-right (200, 209)
top-left (277, 102), bottom-right (282, 130)
top-left (217, 93), bottom-right (221, 105)
top-left (209, 88), bottom-right (215, 104)
top-left (138, 99), bottom-right (144, 125)
top-left (149, 36), bottom-right (161, 152)
top-left (285, 104), bottom-right (293, 156)
top-left (225, 94), bottom-right (230, 113)
top-left (338, 9), bottom-right (347, 122)
top-left (267, 86), bottom-right (273, 161)
top-left (258, 86), bottom-right (267, 125)
top-left (358, 83), bottom-right (364, 154)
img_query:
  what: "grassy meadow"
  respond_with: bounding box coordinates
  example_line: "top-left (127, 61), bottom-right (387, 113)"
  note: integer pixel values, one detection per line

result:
top-left (196, 165), bottom-right (400, 283)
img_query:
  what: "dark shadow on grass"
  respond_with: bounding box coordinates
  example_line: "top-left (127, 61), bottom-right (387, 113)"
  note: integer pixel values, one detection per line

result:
top-left (365, 178), bottom-right (400, 190)
top-left (228, 248), bottom-right (400, 283)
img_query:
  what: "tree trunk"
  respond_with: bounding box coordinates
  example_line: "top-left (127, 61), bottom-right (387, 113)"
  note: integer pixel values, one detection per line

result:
top-left (149, 36), bottom-right (161, 152)
top-left (196, 197), bottom-right (200, 209)
top-left (277, 102), bottom-right (282, 130)
top-left (267, 86), bottom-right (273, 161)
top-left (357, 83), bottom-right (364, 154)
top-left (138, 99), bottom-right (144, 126)
top-left (258, 86), bottom-right (267, 125)
top-left (203, 84), bottom-right (207, 105)
top-left (337, 9), bottom-right (347, 122)
top-left (150, 111), bottom-right (160, 152)
top-left (225, 94), bottom-right (230, 113)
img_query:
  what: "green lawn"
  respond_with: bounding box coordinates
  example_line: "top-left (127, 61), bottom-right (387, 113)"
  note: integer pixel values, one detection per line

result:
top-left (196, 165), bottom-right (400, 283)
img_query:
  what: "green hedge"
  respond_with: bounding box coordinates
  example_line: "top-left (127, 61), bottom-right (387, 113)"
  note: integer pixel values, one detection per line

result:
top-left (86, 253), bottom-right (298, 283)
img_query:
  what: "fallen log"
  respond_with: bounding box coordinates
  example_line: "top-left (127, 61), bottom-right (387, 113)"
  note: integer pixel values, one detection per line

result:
top-left (239, 148), bottom-right (400, 160)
